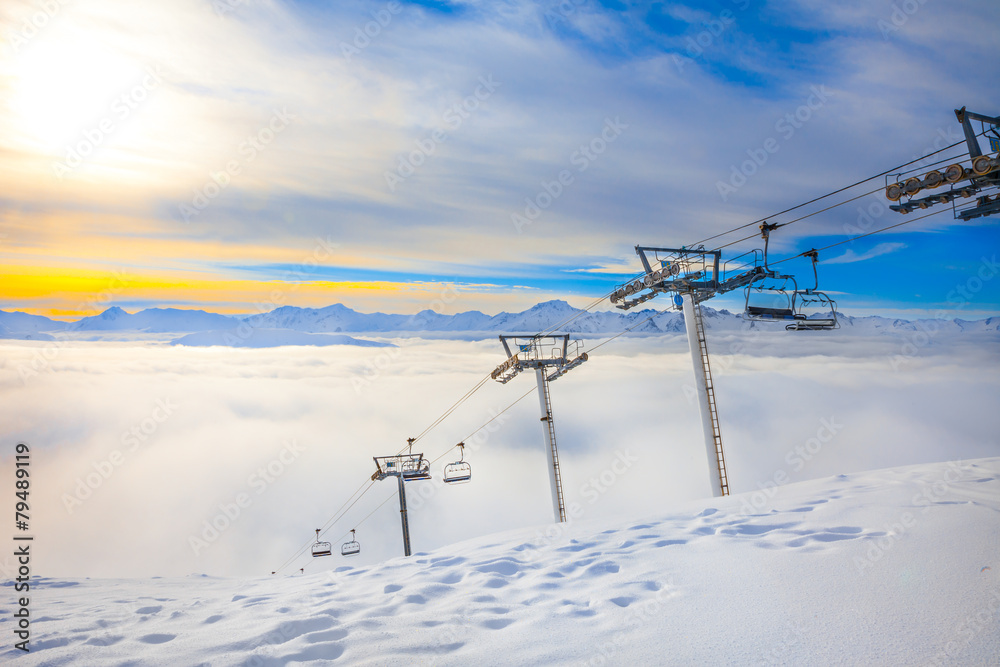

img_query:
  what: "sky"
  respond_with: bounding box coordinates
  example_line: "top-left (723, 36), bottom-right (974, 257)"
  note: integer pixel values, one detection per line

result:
top-left (1, 332), bottom-right (997, 578)
top-left (1, 0), bottom-right (999, 320)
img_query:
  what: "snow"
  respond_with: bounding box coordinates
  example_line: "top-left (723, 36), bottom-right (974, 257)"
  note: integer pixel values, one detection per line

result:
top-left (4, 302), bottom-right (1000, 342)
top-left (171, 329), bottom-right (395, 348)
top-left (72, 307), bottom-right (240, 333)
top-left (4, 458), bottom-right (998, 665)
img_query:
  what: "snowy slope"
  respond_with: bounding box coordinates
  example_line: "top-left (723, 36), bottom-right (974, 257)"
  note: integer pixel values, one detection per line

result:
top-left (5, 458), bottom-right (998, 666)
top-left (171, 328), bottom-right (395, 348)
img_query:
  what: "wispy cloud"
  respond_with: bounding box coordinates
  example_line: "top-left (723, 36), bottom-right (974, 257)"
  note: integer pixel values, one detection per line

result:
top-left (823, 242), bottom-right (907, 265)
top-left (0, 0), bottom-right (997, 315)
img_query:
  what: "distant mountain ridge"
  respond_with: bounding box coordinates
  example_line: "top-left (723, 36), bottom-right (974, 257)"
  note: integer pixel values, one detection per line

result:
top-left (1, 301), bottom-right (999, 342)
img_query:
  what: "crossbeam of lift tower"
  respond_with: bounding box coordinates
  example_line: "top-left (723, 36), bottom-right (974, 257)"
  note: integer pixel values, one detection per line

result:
top-left (611, 246), bottom-right (765, 497)
top-left (492, 334), bottom-right (588, 522)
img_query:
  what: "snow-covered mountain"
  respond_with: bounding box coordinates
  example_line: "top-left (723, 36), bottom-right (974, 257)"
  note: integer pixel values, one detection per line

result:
top-left (7, 458), bottom-right (998, 665)
top-left (0, 321), bottom-right (54, 341)
top-left (0, 310), bottom-right (68, 335)
top-left (2, 302), bottom-right (998, 341)
top-left (171, 328), bottom-right (396, 348)
top-left (71, 306), bottom-right (240, 332)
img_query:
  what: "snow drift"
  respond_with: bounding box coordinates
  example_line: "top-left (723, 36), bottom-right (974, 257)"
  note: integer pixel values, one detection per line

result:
top-left (4, 458), bottom-right (998, 665)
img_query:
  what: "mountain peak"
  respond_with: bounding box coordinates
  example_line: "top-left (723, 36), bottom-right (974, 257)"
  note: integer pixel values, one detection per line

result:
top-left (100, 306), bottom-right (128, 319)
top-left (531, 299), bottom-right (576, 311)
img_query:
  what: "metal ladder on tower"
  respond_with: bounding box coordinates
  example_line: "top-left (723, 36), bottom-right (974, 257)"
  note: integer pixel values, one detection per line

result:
top-left (539, 374), bottom-right (567, 521)
top-left (691, 300), bottom-right (730, 496)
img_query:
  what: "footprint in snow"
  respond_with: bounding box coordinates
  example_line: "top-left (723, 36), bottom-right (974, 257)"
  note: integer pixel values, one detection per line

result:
top-left (654, 539), bottom-right (687, 548)
top-left (584, 561), bottom-right (620, 576)
top-left (437, 571), bottom-right (463, 584)
top-left (474, 559), bottom-right (521, 576)
top-left (304, 628), bottom-right (349, 643)
top-left (608, 596), bottom-right (636, 607)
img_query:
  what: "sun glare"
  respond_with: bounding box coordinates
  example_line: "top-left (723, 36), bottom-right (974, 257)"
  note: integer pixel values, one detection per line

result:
top-left (10, 23), bottom-right (145, 153)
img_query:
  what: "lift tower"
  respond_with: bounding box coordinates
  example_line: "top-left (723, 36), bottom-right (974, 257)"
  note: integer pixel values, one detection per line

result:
top-left (371, 440), bottom-right (431, 557)
top-left (492, 334), bottom-right (588, 522)
top-left (610, 246), bottom-right (763, 497)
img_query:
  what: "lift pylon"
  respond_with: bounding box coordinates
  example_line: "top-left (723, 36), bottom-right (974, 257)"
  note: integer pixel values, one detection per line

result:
top-left (371, 442), bottom-right (431, 557)
top-left (492, 334), bottom-right (588, 522)
top-left (610, 246), bottom-right (763, 497)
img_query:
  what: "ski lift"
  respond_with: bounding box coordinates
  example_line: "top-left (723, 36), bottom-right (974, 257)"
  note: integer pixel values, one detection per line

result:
top-left (787, 250), bottom-right (839, 331)
top-left (400, 438), bottom-right (432, 481)
top-left (311, 529), bottom-right (332, 558)
top-left (745, 273), bottom-right (798, 321)
top-left (341, 529), bottom-right (360, 556)
top-left (400, 456), bottom-right (432, 481)
top-left (744, 222), bottom-right (799, 322)
top-left (443, 442), bottom-right (472, 484)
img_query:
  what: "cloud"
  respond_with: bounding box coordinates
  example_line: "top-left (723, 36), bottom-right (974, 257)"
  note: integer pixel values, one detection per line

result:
top-left (823, 242), bottom-right (907, 264)
top-left (1, 0), bottom-right (998, 314)
top-left (1, 330), bottom-right (997, 578)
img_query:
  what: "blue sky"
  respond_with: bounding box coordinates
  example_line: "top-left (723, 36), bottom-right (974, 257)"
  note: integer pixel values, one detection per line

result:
top-left (1, 0), bottom-right (998, 318)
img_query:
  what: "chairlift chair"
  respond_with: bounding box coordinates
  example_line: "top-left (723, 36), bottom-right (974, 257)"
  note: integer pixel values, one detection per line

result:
top-left (400, 456), bottom-right (432, 481)
top-left (341, 529), bottom-right (361, 556)
top-left (399, 437), bottom-right (432, 481)
top-left (787, 250), bottom-right (839, 331)
top-left (443, 443), bottom-right (472, 484)
top-left (744, 222), bottom-right (799, 323)
top-left (745, 272), bottom-right (798, 322)
top-left (311, 529), bottom-right (332, 558)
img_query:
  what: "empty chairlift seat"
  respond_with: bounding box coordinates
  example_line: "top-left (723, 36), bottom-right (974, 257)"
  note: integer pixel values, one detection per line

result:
top-left (311, 529), bottom-right (332, 558)
top-left (341, 529), bottom-right (360, 556)
top-left (442, 443), bottom-right (472, 484)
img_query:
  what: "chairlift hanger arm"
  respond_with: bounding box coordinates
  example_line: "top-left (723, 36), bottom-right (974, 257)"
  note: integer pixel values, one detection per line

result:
top-left (955, 107), bottom-right (1000, 159)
